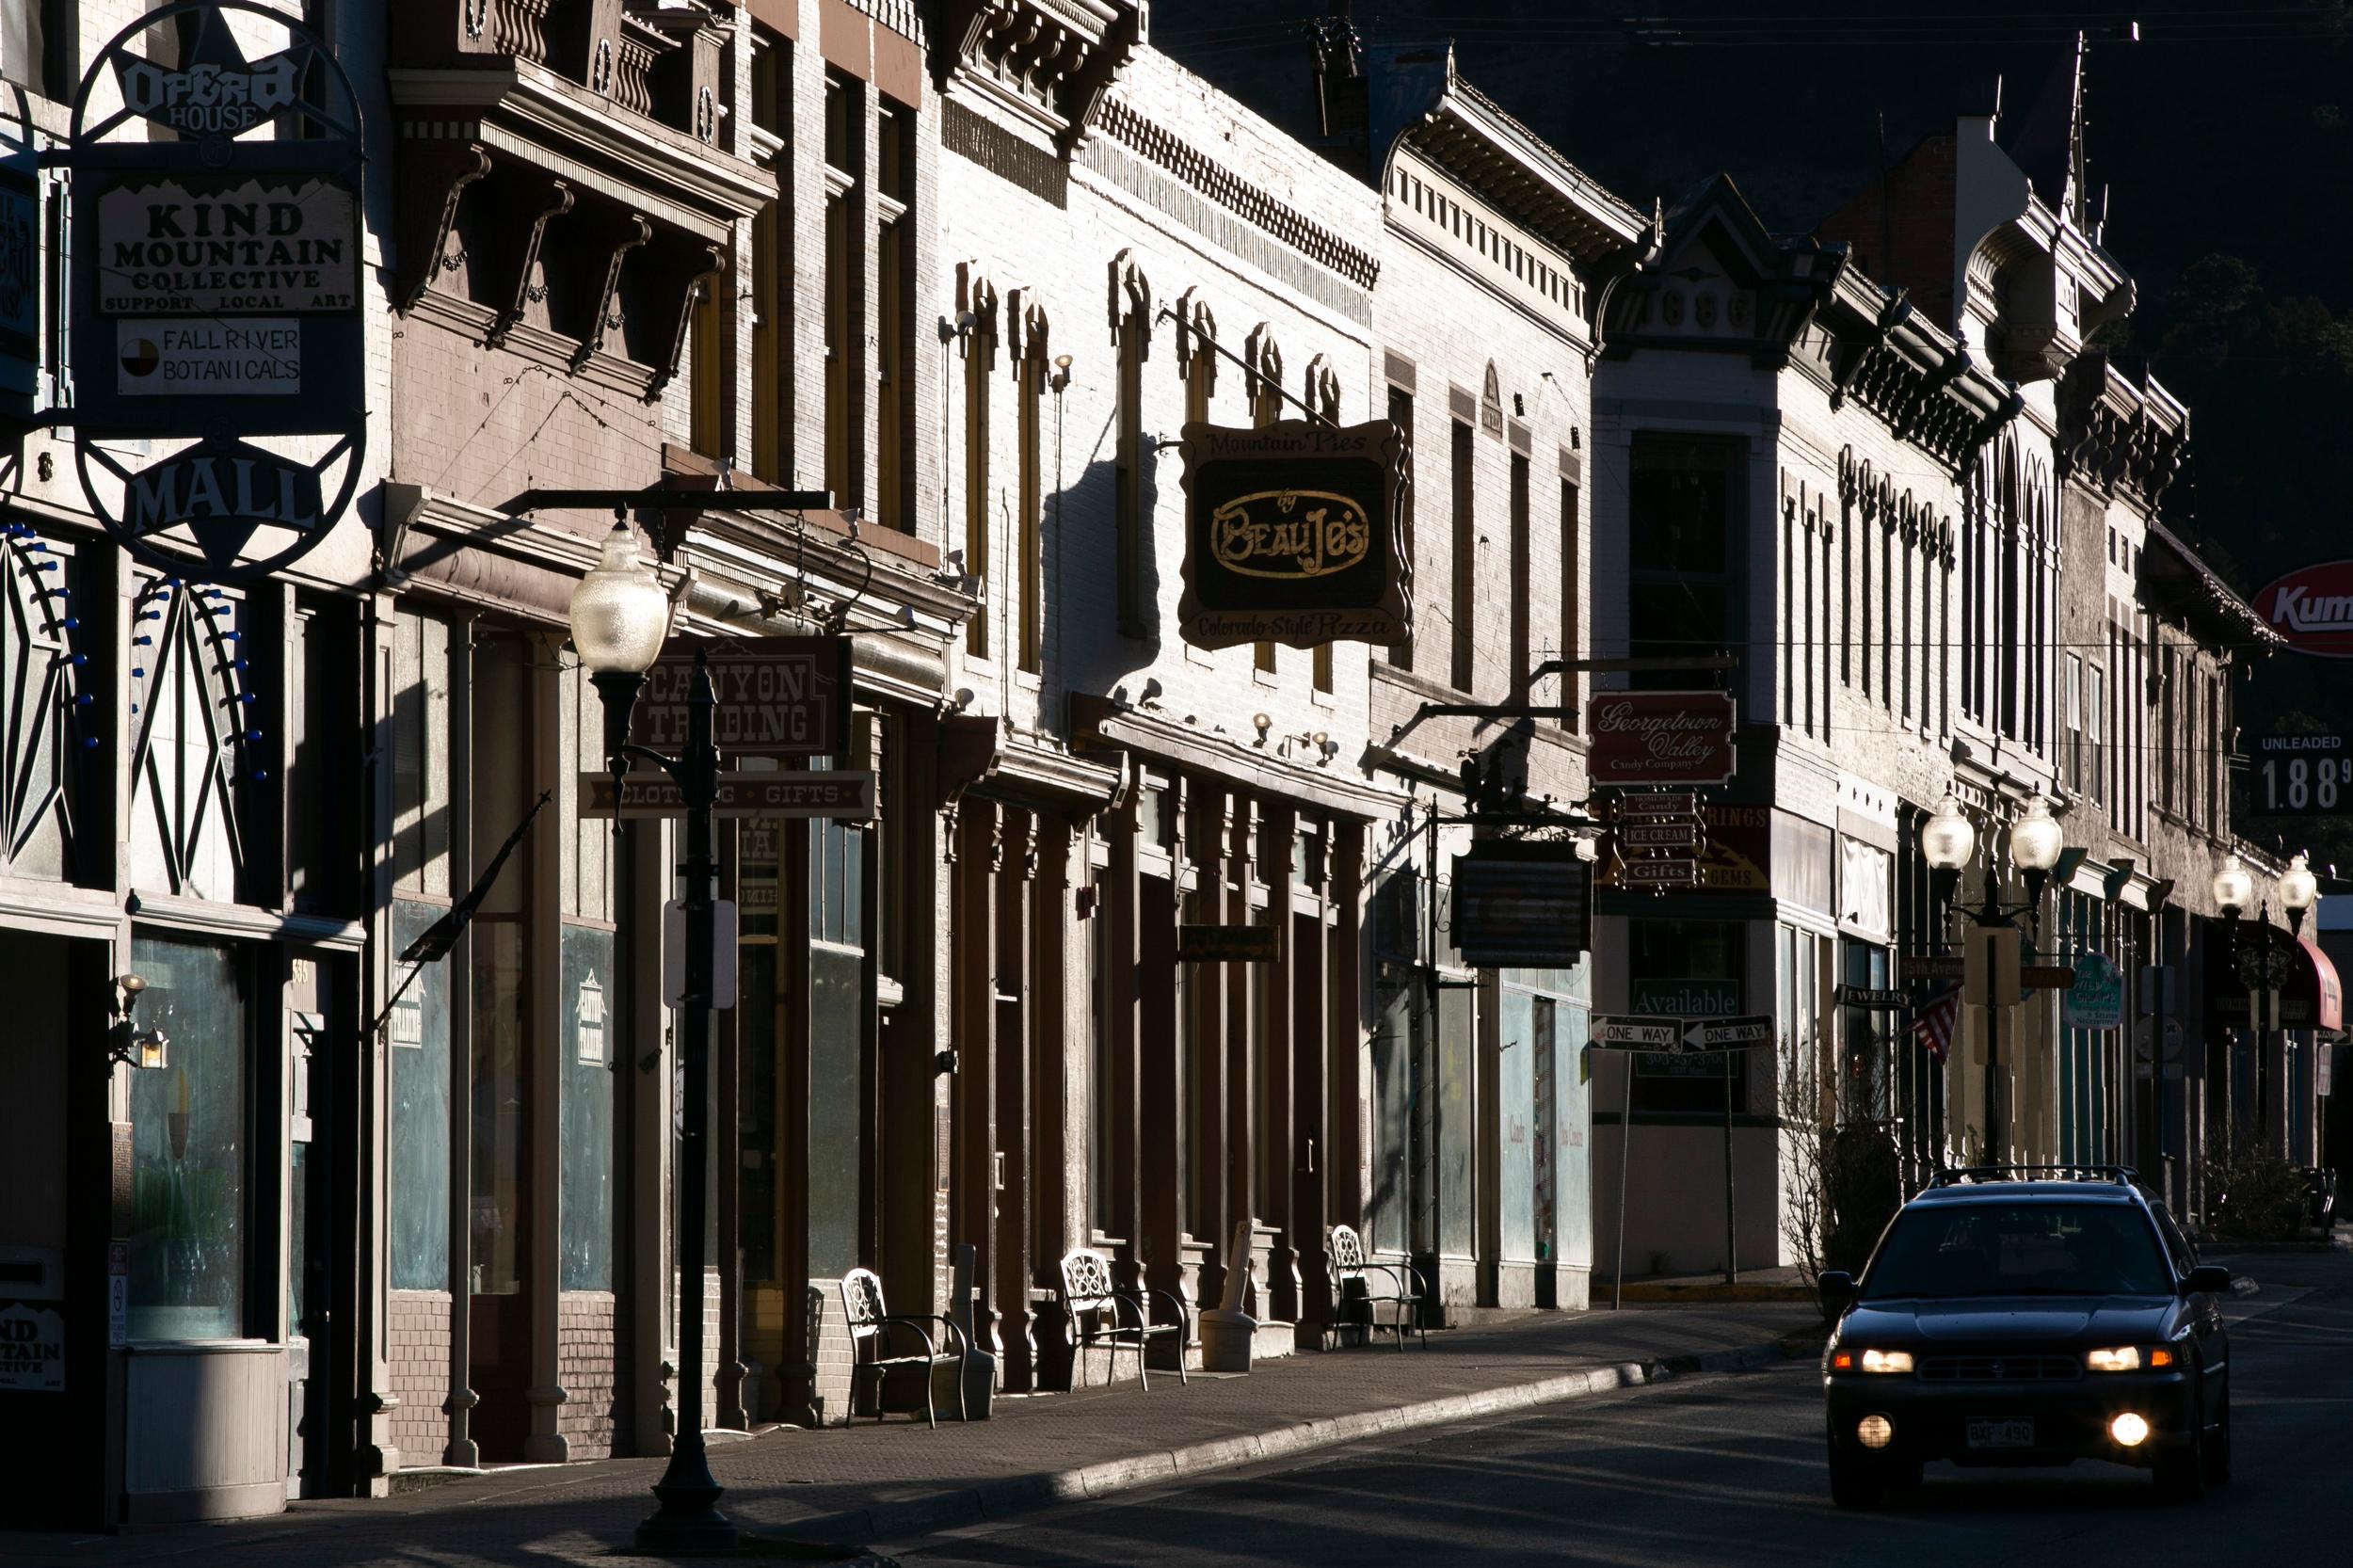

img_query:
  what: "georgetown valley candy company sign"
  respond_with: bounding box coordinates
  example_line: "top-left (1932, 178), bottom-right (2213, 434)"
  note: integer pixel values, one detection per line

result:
top-left (1177, 418), bottom-right (1409, 649)
top-left (1584, 691), bottom-right (1737, 787)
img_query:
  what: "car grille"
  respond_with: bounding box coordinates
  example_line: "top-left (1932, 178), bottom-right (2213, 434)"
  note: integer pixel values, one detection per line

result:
top-left (1916, 1354), bottom-right (2082, 1383)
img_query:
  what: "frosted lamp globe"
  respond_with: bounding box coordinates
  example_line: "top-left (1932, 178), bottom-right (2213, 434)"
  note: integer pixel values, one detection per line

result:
top-left (2281, 853), bottom-right (2318, 915)
top-left (2211, 854), bottom-right (2253, 918)
top-left (2011, 792), bottom-right (2064, 873)
top-left (568, 524), bottom-right (670, 674)
top-left (1919, 792), bottom-right (1976, 872)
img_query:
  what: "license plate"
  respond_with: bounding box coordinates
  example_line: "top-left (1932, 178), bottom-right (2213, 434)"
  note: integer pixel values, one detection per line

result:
top-left (1966, 1419), bottom-right (2035, 1449)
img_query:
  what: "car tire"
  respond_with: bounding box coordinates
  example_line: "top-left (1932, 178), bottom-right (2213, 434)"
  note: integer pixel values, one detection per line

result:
top-left (2202, 1379), bottom-right (2232, 1488)
top-left (1829, 1447), bottom-right (1881, 1509)
top-left (2152, 1387), bottom-right (2208, 1502)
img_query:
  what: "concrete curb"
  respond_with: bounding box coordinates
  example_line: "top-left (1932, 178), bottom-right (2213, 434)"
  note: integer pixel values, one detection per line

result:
top-left (1616, 1282), bottom-right (1817, 1304)
top-left (755, 1330), bottom-right (1822, 1550)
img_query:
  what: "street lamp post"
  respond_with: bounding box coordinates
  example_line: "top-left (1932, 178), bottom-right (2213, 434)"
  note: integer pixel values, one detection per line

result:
top-left (2212, 854), bottom-right (2254, 1152)
top-left (1919, 789), bottom-right (2063, 1163)
top-left (568, 521), bottom-right (737, 1556)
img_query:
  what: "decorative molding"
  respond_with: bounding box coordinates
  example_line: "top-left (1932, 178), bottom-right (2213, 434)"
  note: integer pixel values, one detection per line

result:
top-left (1091, 96), bottom-right (1380, 292)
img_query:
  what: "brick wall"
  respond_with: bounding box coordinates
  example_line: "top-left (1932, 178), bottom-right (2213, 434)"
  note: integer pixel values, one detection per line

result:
top-left (389, 318), bottom-right (681, 507)
top-left (387, 1290), bottom-right (451, 1464)
top-left (557, 1292), bottom-right (622, 1458)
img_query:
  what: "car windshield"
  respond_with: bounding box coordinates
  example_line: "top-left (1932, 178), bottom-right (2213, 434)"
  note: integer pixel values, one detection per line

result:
top-left (1863, 1201), bottom-right (2172, 1298)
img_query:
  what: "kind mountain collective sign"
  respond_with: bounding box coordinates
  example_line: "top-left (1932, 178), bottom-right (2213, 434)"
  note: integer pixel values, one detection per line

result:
top-left (1177, 418), bottom-right (1408, 649)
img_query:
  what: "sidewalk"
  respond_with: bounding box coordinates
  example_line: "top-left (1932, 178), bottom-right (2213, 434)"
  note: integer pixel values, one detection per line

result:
top-left (3, 1302), bottom-right (1821, 1568)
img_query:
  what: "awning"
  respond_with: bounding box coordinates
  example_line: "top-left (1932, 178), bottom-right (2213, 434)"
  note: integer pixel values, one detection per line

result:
top-left (2204, 928), bottom-right (2345, 1035)
top-left (2303, 937), bottom-right (2345, 1035)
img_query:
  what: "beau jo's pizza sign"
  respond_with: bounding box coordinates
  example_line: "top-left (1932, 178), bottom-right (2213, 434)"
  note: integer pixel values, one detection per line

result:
top-left (1585, 691), bottom-right (1738, 786)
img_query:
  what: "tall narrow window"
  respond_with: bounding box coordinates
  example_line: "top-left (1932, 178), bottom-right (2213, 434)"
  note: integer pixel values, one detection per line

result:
top-left (2160, 646), bottom-right (2176, 815)
top-left (1450, 420), bottom-right (1475, 692)
top-left (2089, 664), bottom-right (2106, 808)
top-left (0, 1), bottom-right (66, 98)
top-left (1627, 436), bottom-right (1739, 689)
top-left (875, 104), bottom-right (912, 531)
top-left (1859, 503), bottom-right (1872, 699)
top-left (828, 72), bottom-right (866, 505)
top-left (963, 306), bottom-right (995, 658)
top-left (1509, 450), bottom-right (1531, 695)
top-left (1560, 479), bottom-right (1579, 731)
top-left (1839, 508), bottom-right (1853, 687)
top-left (689, 278), bottom-right (723, 457)
top-left (1114, 297), bottom-right (1147, 637)
top-left (1880, 523), bottom-right (1894, 711)
top-left (1253, 367), bottom-right (1282, 676)
top-left (1802, 511), bottom-right (1817, 736)
top-left (1899, 524), bottom-right (1914, 720)
top-left (1017, 328), bottom-right (1045, 674)
top-left (2064, 653), bottom-right (2084, 792)
top-left (1387, 385), bottom-right (1416, 670)
top-left (1780, 503), bottom-right (1795, 726)
top-left (749, 30), bottom-right (790, 482)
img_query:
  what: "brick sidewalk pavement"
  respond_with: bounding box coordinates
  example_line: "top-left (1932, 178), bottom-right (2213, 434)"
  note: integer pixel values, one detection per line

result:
top-left (3, 1302), bottom-right (1820, 1568)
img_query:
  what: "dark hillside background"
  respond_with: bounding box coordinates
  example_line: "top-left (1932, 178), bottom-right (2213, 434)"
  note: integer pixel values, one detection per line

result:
top-left (1159, 1), bottom-right (2353, 872)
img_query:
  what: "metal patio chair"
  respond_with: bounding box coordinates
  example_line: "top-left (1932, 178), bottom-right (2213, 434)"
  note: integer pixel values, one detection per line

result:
top-left (1327, 1224), bottom-right (1427, 1351)
top-left (840, 1267), bottom-right (968, 1428)
top-left (1057, 1246), bottom-right (1191, 1390)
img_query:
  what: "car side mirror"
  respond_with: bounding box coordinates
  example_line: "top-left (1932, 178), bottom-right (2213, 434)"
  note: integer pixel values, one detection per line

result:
top-left (2183, 1264), bottom-right (2233, 1297)
top-left (1818, 1271), bottom-right (1856, 1313)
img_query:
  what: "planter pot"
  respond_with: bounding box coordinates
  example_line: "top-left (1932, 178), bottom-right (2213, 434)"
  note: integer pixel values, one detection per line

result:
top-left (1198, 1308), bottom-right (1256, 1374)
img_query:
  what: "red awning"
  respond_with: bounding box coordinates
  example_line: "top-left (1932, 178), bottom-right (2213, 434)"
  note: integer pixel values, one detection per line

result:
top-left (2302, 937), bottom-right (2345, 1035)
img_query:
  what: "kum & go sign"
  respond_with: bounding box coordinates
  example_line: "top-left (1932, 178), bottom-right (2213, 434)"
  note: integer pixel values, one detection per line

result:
top-left (1585, 691), bottom-right (1737, 787)
top-left (2255, 560), bottom-right (2353, 659)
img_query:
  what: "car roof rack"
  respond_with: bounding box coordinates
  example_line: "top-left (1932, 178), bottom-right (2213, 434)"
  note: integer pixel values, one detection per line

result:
top-left (1928, 1163), bottom-right (2141, 1188)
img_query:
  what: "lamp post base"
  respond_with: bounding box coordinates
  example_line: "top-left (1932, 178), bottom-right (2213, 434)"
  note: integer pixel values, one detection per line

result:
top-left (634, 1480), bottom-right (737, 1557)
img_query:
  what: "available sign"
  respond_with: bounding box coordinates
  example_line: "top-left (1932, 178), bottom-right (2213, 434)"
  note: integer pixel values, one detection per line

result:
top-left (118, 317), bottom-right (300, 395)
top-left (631, 638), bottom-right (854, 761)
top-left (1586, 691), bottom-right (1737, 786)
top-left (2252, 561), bottom-right (2353, 659)
top-left (1176, 419), bottom-right (1408, 649)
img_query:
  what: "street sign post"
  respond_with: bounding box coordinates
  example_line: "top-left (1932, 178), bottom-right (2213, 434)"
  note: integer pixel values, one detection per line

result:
top-left (1681, 1015), bottom-right (1774, 1050)
top-left (1591, 1015), bottom-right (1682, 1049)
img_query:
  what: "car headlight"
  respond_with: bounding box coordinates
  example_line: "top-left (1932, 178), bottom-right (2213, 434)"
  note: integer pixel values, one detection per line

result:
top-left (2087, 1346), bottom-right (2171, 1372)
top-left (1859, 1349), bottom-right (1913, 1374)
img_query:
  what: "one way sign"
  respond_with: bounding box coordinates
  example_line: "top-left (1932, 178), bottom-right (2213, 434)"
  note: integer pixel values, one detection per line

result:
top-left (1682, 1014), bottom-right (1774, 1050)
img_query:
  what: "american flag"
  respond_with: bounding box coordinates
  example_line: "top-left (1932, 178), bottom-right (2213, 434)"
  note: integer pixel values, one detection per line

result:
top-left (1912, 983), bottom-right (1962, 1063)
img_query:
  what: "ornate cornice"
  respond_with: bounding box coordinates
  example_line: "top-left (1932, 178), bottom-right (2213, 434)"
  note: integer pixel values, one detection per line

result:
top-left (2057, 351), bottom-right (2188, 514)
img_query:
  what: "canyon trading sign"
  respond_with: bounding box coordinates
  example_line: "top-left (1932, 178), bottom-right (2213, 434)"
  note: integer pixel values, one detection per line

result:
top-left (59, 2), bottom-right (366, 583)
top-left (1585, 691), bottom-right (1739, 787)
top-left (1176, 418), bottom-right (1409, 650)
top-left (2252, 560), bottom-right (2353, 659)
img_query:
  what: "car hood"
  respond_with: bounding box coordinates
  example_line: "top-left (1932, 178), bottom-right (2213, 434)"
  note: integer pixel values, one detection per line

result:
top-left (1844, 1296), bottom-right (2176, 1346)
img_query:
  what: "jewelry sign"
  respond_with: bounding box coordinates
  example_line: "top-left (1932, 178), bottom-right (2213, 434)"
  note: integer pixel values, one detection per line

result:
top-left (56, 2), bottom-right (366, 583)
top-left (1176, 419), bottom-right (1409, 650)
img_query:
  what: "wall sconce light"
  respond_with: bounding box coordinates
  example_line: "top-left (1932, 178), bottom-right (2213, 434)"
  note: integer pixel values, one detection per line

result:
top-left (1252, 712), bottom-right (1273, 745)
top-left (106, 974), bottom-right (168, 1070)
top-left (1050, 353), bottom-right (1073, 394)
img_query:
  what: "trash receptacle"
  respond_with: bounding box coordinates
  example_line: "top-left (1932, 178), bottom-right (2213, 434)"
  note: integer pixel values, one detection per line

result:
top-left (1198, 1307), bottom-right (1256, 1373)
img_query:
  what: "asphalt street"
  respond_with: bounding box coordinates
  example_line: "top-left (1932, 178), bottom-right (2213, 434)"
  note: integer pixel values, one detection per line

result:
top-left (884, 1252), bottom-right (2353, 1568)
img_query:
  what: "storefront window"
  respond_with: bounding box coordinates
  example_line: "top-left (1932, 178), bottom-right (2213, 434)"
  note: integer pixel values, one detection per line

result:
top-left (1369, 973), bottom-right (1413, 1255)
top-left (560, 924), bottom-right (616, 1290)
top-left (1498, 990), bottom-right (1535, 1263)
top-left (471, 916), bottom-right (527, 1295)
top-left (1629, 920), bottom-right (1746, 1113)
top-left (389, 899), bottom-right (453, 1290)
top-left (808, 815), bottom-right (866, 1279)
top-left (1438, 985), bottom-right (1475, 1256)
top-left (127, 936), bottom-right (247, 1340)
